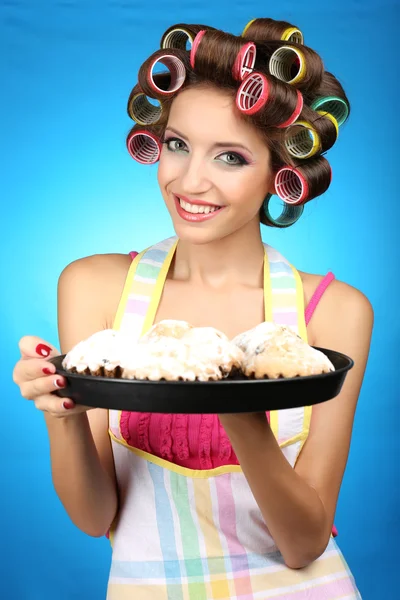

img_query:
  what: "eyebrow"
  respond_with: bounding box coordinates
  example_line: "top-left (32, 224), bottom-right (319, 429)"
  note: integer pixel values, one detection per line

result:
top-left (165, 126), bottom-right (253, 154)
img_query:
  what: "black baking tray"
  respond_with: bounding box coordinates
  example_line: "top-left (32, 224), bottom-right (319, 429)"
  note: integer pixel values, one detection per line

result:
top-left (49, 347), bottom-right (353, 414)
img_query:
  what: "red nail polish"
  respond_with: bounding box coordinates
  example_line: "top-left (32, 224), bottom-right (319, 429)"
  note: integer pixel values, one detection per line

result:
top-left (36, 344), bottom-right (51, 357)
top-left (62, 401), bottom-right (74, 410)
top-left (55, 379), bottom-right (65, 388)
top-left (43, 368), bottom-right (52, 375)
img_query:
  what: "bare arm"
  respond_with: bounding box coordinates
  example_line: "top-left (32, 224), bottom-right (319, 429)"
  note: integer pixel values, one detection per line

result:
top-left (219, 280), bottom-right (374, 568)
top-left (45, 253), bottom-right (131, 537)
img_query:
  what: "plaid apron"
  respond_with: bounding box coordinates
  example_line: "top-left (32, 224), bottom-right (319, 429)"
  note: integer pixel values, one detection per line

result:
top-left (107, 236), bottom-right (361, 599)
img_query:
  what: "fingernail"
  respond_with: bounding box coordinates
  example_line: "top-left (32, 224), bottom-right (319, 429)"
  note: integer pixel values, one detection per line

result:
top-left (43, 368), bottom-right (53, 375)
top-left (54, 379), bottom-right (65, 389)
top-left (36, 344), bottom-right (51, 357)
top-left (62, 401), bottom-right (75, 410)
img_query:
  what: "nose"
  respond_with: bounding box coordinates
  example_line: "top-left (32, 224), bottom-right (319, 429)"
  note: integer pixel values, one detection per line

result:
top-left (179, 152), bottom-right (211, 196)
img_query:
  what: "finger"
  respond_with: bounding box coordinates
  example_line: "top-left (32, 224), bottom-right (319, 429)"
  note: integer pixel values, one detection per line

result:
top-left (19, 336), bottom-right (60, 360)
top-left (13, 357), bottom-right (59, 385)
top-left (35, 394), bottom-right (74, 415)
top-left (20, 374), bottom-right (68, 401)
top-left (34, 395), bottom-right (92, 418)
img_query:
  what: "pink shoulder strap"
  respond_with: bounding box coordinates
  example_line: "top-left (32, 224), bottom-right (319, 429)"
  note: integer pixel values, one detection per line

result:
top-left (128, 252), bottom-right (334, 325)
top-left (305, 272), bottom-right (335, 325)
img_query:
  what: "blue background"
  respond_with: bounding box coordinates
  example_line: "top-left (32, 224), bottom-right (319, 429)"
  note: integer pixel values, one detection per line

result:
top-left (1, 0), bottom-right (398, 598)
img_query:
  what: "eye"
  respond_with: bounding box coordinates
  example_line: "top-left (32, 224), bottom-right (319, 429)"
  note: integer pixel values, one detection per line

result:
top-left (217, 152), bottom-right (248, 166)
top-left (162, 137), bottom-right (188, 153)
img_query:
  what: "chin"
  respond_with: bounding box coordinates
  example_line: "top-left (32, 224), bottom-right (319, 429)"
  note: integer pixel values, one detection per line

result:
top-left (171, 220), bottom-right (229, 246)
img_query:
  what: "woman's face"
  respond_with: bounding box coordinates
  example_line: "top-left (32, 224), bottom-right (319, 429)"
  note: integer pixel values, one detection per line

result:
top-left (157, 85), bottom-right (274, 245)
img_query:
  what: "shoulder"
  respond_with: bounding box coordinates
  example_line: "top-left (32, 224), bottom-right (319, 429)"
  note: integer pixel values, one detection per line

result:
top-left (322, 278), bottom-right (373, 315)
top-left (300, 270), bottom-right (373, 316)
top-left (306, 274), bottom-right (374, 331)
top-left (59, 252), bottom-right (132, 281)
top-left (318, 278), bottom-right (374, 350)
top-left (299, 270), bottom-right (374, 346)
top-left (58, 253), bottom-right (132, 352)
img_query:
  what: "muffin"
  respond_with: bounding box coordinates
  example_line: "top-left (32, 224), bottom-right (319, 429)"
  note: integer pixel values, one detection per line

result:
top-left (62, 329), bottom-right (135, 377)
top-left (62, 320), bottom-right (244, 382)
top-left (140, 319), bottom-right (193, 342)
top-left (122, 321), bottom-right (244, 381)
top-left (232, 321), bottom-right (334, 379)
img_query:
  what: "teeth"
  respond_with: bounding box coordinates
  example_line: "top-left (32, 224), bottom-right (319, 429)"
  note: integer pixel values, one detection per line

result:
top-left (178, 198), bottom-right (219, 214)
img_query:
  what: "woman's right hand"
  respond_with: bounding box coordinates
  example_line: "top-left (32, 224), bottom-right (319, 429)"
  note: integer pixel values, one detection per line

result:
top-left (13, 335), bottom-right (86, 418)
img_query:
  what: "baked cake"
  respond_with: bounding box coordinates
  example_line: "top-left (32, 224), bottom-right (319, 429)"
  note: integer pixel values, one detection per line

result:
top-left (232, 321), bottom-right (334, 379)
top-left (62, 320), bottom-right (243, 382)
top-left (62, 319), bottom-right (334, 382)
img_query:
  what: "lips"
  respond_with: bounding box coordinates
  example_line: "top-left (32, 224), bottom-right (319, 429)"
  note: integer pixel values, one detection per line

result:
top-left (176, 194), bottom-right (222, 208)
top-left (173, 194), bottom-right (225, 223)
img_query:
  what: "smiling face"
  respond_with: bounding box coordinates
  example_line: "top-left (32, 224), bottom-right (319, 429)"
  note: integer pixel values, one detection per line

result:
top-left (157, 85), bottom-right (275, 245)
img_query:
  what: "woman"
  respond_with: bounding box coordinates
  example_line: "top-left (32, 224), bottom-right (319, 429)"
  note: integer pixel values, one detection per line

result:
top-left (13, 18), bottom-right (373, 599)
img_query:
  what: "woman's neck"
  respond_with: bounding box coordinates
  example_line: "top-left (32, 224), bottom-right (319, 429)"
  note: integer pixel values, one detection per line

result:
top-left (171, 221), bottom-right (266, 290)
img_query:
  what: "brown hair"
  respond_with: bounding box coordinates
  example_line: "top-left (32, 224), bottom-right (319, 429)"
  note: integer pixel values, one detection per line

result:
top-left (126, 18), bottom-right (350, 227)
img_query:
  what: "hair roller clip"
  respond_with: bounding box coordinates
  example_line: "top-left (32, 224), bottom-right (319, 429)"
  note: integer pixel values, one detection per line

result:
top-left (269, 46), bottom-right (306, 85)
top-left (146, 54), bottom-right (186, 96)
top-left (316, 110), bottom-right (339, 138)
top-left (263, 193), bottom-right (304, 228)
top-left (311, 96), bottom-right (349, 126)
top-left (126, 130), bottom-right (162, 164)
top-left (284, 120), bottom-right (321, 159)
top-left (277, 89), bottom-right (303, 128)
top-left (128, 93), bottom-right (162, 125)
top-left (281, 26), bottom-right (304, 45)
top-left (232, 42), bottom-right (256, 81)
top-left (161, 27), bottom-right (195, 50)
top-left (275, 166), bottom-right (309, 205)
top-left (190, 30), bottom-right (206, 68)
top-left (236, 72), bottom-right (270, 115)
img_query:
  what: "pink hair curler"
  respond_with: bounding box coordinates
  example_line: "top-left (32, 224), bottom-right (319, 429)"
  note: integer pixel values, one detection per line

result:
top-left (236, 72), bottom-right (270, 115)
top-left (190, 30), bottom-right (206, 68)
top-left (232, 42), bottom-right (256, 81)
top-left (277, 89), bottom-right (304, 128)
top-left (147, 54), bottom-right (186, 95)
top-left (126, 130), bottom-right (162, 164)
top-left (275, 166), bottom-right (309, 205)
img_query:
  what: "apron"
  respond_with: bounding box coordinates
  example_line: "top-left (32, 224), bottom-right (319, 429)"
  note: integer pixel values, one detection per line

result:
top-left (107, 236), bottom-right (361, 599)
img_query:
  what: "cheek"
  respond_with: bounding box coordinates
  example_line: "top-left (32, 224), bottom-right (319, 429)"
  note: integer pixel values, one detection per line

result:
top-left (157, 153), bottom-right (181, 190)
top-left (157, 155), bottom-right (168, 189)
top-left (221, 169), bottom-right (268, 208)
